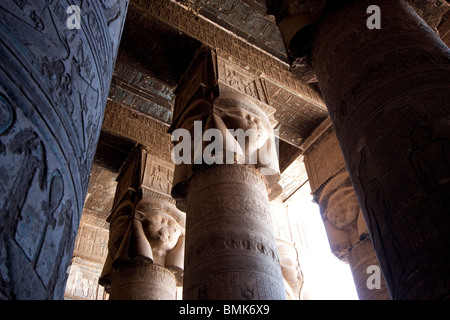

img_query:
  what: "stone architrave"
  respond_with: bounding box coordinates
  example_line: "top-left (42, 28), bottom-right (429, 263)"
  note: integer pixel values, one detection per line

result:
top-left (438, 8), bottom-right (450, 47)
top-left (99, 147), bottom-right (185, 300)
top-left (0, 1), bottom-right (128, 299)
top-left (169, 48), bottom-right (286, 300)
top-left (303, 119), bottom-right (390, 300)
top-left (268, 0), bottom-right (450, 300)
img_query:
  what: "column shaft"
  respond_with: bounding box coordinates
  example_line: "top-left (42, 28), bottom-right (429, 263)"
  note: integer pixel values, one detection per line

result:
top-left (311, 0), bottom-right (450, 299)
top-left (183, 164), bottom-right (286, 300)
top-left (348, 237), bottom-right (390, 300)
top-left (110, 263), bottom-right (176, 300)
top-left (0, 1), bottom-right (127, 299)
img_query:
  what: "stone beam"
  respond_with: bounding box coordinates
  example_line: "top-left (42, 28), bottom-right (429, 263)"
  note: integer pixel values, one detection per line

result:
top-left (102, 100), bottom-right (173, 163)
top-left (130, 0), bottom-right (326, 110)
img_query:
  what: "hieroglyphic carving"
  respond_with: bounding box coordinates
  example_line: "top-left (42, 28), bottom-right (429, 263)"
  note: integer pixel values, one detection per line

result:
top-left (130, 0), bottom-right (325, 109)
top-left (109, 61), bottom-right (175, 124)
top-left (183, 164), bottom-right (286, 300)
top-left (142, 155), bottom-right (175, 197)
top-left (99, 148), bottom-right (184, 299)
top-left (73, 224), bottom-right (109, 264)
top-left (0, 0), bottom-right (128, 299)
top-left (217, 56), bottom-right (266, 103)
top-left (110, 263), bottom-right (176, 300)
top-left (103, 100), bottom-right (173, 162)
top-left (82, 165), bottom-right (118, 222)
top-left (311, 0), bottom-right (450, 299)
top-left (65, 258), bottom-right (106, 300)
top-left (265, 80), bottom-right (328, 147)
top-left (0, 89), bottom-right (74, 298)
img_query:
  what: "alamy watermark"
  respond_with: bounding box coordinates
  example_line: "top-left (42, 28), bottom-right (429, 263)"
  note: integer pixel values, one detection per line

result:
top-left (366, 265), bottom-right (382, 290)
top-left (171, 121), bottom-right (279, 175)
top-left (66, 5), bottom-right (81, 30)
top-left (367, 5), bottom-right (381, 29)
top-left (66, 5), bottom-right (380, 31)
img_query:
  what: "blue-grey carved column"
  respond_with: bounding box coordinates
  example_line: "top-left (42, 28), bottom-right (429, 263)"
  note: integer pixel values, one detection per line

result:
top-left (0, 1), bottom-right (128, 299)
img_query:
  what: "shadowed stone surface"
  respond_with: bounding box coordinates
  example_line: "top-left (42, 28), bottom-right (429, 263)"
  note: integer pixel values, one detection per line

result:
top-left (0, 0), bottom-right (128, 299)
top-left (311, 0), bottom-right (450, 299)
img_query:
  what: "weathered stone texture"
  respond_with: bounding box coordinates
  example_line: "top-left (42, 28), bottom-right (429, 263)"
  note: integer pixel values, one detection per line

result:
top-left (311, 0), bottom-right (450, 299)
top-left (103, 100), bottom-right (173, 162)
top-left (303, 119), bottom-right (390, 300)
top-left (99, 147), bottom-right (184, 300)
top-left (65, 257), bottom-right (107, 300)
top-left (184, 165), bottom-right (286, 300)
top-left (0, 0), bottom-right (128, 299)
top-left (110, 263), bottom-right (176, 300)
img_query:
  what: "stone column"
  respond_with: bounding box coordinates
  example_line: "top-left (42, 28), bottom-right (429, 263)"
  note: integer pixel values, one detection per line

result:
top-left (0, 1), bottom-right (128, 299)
top-left (320, 172), bottom-right (390, 300)
top-left (169, 49), bottom-right (286, 300)
top-left (184, 164), bottom-right (285, 300)
top-left (269, 200), bottom-right (305, 300)
top-left (268, 0), bottom-right (450, 299)
top-left (348, 232), bottom-right (388, 300)
top-left (99, 148), bottom-right (185, 300)
top-left (303, 119), bottom-right (390, 300)
top-left (277, 239), bottom-right (304, 300)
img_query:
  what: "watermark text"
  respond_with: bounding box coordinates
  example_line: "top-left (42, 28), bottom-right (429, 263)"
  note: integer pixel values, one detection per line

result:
top-left (367, 5), bottom-right (381, 29)
top-left (66, 5), bottom-right (81, 30)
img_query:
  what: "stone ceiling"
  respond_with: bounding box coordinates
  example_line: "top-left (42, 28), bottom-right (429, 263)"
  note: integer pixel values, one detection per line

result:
top-left (175, 0), bottom-right (288, 62)
top-left (99, 0), bottom-right (450, 204)
top-left (107, 0), bottom-right (328, 160)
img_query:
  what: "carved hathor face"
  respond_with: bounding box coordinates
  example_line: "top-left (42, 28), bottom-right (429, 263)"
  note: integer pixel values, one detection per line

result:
top-left (135, 202), bottom-right (182, 253)
top-left (325, 187), bottom-right (360, 230)
top-left (213, 93), bottom-right (272, 150)
top-left (212, 93), bottom-right (279, 176)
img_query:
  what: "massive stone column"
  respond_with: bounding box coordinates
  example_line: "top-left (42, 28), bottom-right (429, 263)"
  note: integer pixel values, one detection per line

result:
top-left (169, 48), bottom-right (286, 300)
top-left (268, 0), bottom-right (450, 299)
top-left (99, 147), bottom-right (185, 300)
top-left (183, 164), bottom-right (284, 300)
top-left (303, 119), bottom-right (390, 300)
top-left (0, 1), bottom-right (128, 299)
